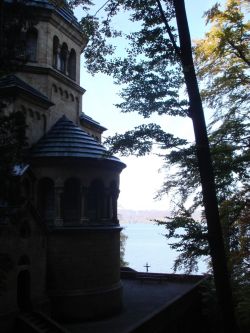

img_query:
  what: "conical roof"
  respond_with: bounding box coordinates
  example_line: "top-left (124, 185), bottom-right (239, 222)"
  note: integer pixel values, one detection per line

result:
top-left (31, 116), bottom-right (125, 167)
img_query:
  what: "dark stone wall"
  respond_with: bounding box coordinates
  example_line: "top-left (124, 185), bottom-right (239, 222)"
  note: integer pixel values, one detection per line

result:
top-left (47, 226), bottom-right (122, 320)
top-left (0, 210), bottom-right (49, 332)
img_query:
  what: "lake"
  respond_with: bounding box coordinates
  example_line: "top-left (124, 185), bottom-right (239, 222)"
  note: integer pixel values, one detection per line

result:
top-left (121, 223), bottom-right (208, 274)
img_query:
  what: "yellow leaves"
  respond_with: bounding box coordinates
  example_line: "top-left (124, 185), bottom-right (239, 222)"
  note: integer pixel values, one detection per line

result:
top-left (194, 0), bottom-right (250, 73)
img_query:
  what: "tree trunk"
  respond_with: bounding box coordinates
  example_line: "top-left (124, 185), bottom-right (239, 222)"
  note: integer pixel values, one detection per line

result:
top-left (173, 0), bottom-right (237, 331)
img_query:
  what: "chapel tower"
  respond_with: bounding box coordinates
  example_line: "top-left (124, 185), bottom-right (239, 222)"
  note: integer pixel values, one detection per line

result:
top-left (0, 0), bottom-right (125, 328)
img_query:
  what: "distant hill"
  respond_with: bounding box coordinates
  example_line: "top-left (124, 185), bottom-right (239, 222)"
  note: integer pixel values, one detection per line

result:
top-left (118, 208), bottom-right (202, 224)
top-left (118, 209), bottom-right (171, 224)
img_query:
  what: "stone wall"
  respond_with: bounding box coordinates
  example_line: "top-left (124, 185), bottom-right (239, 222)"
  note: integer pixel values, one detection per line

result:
top-left (47, 227), bottom-right (122, 319)
top-left (0, 204), bottom-right (49, 331)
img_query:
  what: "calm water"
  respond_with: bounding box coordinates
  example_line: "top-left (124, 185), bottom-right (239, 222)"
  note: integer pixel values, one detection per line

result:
top-left (121, 223), bottom-right (208, 274)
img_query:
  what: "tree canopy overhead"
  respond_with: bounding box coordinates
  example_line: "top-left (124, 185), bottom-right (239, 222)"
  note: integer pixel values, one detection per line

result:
top-left (195, 0), bottom-right (250, 119)
top-left (80, 0), bottom-right (189, 120)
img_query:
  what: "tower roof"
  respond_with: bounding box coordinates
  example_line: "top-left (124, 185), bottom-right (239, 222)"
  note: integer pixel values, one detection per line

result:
top-left (6, 0), bottom-right (82, 31)
top-left (31, 116), bottom-right (125, 167)
top-left (80, 113), bottom-right (107, 133)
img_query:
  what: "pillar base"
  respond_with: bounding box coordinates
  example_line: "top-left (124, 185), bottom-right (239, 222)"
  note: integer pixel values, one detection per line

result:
top-left (50, 282), bottom-right (123, 321)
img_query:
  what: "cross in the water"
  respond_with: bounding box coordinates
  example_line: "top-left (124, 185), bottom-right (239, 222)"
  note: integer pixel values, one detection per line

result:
top-left (144, 262), bottom-right (150, 273)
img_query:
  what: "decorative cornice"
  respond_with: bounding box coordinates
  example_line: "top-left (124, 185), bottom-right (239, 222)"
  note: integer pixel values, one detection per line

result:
top-left (21, 65), bottom-right (86, 95)
top-left (0, 74), bottom-right (54, 108)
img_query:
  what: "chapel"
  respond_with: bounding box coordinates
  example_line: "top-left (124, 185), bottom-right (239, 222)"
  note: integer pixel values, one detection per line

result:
top-left (0, 1), bottom-right (126, 331)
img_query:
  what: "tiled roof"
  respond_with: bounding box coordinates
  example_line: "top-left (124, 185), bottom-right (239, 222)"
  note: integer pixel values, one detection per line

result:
top-left (80, 113), bottom-right (107, 132)
top-left (22, 0), bottom-right (82, 31)
top-left (31, 115), bottom-right (126, 167)
top-left (0, 75), bottom-right (53, 106)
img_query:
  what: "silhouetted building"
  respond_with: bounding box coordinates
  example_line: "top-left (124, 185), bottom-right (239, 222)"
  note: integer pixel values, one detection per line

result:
top-left (0, 1), bottom-right (125, 331)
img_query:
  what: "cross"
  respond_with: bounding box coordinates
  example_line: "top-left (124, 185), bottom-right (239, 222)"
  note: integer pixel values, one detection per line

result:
top-left (144, 262), bottom-right (150, 273)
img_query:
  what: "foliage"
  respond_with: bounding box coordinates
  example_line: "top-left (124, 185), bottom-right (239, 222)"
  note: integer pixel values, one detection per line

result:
top-left (0, 1), bottom-right (31, 212)
top-left (0, 0), bottom-right (36, 76)
top-left (156, 207), bottom-right (209, 273)
top-left (120, 231), bottom-right (128, 266)
top-left (76, 0), bottom-right (249, 328)
top-left (0, 110), bottom-right (27, 206)
top-left (105, 123), bottom-right (187, 156)
top-left (195, 0), bottom-right (250, 120)
top-left (80, 0), bottom-right (188, 122)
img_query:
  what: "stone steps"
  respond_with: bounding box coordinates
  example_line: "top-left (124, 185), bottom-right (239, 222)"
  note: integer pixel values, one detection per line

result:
top-left (17, 311), bottom-right (70, 333)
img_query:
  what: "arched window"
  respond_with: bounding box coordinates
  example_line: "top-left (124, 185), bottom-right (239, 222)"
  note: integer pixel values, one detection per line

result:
top-left (62, 178), bottom-right (81, 225)
top-left (53, 36), bottom-right (60, 68)
top-left (60, 43), bottom-right (68, 74)
top-left (87, 179), bottom-right (105, 221)
top-left (17, 270), bottom-right (31, 311)
top-left (68, 49), bottom-right (76, 80)
top-left (26, 28), bottom-right (38, 62)
top-left (37, 178), bottom-right (55, 224)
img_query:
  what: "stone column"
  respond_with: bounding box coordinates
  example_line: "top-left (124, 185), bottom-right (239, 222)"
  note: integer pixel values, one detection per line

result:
top-left (55, 186), bottom-right (63, 226)
top-left (108, 192), bottom-right (113, 220)
top-left (101, 187), bottom-right (110, 223)
top-left (65, 52), bottom-right (69, 76)
top-left (57, 50), bottom-right (61, 70)
top-left (111, 187), bottom-right (120, 224)
top-left (80, 186), bottom-right (89, 224)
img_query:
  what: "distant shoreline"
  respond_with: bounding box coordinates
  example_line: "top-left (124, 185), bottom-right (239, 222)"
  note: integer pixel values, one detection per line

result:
top-left (118, 208), bottom-right (170, 224)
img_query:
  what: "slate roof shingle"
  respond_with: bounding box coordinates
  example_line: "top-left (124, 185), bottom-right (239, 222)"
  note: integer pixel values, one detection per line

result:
top-left (31, 115), bottom-right (126, 167)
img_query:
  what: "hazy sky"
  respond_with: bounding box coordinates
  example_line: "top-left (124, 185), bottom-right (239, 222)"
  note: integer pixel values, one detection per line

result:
top-left (78, 0), bottom-right (221, 211)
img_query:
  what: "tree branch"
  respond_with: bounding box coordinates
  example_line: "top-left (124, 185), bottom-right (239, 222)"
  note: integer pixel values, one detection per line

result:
top-left (155, 0), bottom-right (181, 59)
top-left (227, 39), bottom-right (250, 67)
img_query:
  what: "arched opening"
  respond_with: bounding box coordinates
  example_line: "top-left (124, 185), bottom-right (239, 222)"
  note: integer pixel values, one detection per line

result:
top-left (68, 49), bottom-right (76, 80)
top-left (60, 43), bottom-right (68, 74)
top-left (87, 179), bottom-right (105, 221)
top-left (37, 178), bottom-right (55, 224)
top-left (62, 178), bottom-right (81, 225)
top-left (26, 28), bottom-right (38, 62)
top-left (17, 270), bottom-right (31, 311)
top-left (53, 35), bottom-right (60, 68)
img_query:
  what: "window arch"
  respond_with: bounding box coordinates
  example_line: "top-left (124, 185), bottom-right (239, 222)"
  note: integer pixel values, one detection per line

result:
top-left (53, 36), bottom-right (60, 68)
top-left (68, 49), bottom-right (76, 80)
top-left (60, 43), bottom-right (68, 74)
top-left (52, 84), bottom-right (58, 93)
top-left (87, 179), bottom-right (106, 221)
top-left (62, 178), bottom-right (81, 225)
top-left (17, 269), bottom-right (31, 311)
top-left (26, 28), bottom-right (38, 62)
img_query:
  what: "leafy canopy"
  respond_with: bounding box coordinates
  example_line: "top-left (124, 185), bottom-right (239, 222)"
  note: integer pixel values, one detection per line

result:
top-left (195, 0), bottom-right (250, 118)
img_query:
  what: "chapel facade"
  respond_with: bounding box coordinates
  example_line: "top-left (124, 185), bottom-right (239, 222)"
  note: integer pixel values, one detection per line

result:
top-left (0, 1), bottom-right (125, 331)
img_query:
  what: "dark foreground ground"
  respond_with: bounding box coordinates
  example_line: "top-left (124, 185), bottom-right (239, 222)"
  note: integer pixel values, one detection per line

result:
top-left (65, 272), bottom-right (205, 333)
